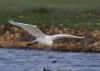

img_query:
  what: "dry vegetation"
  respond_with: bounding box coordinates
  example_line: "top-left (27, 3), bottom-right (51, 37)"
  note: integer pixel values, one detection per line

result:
top-left (0, 25), bottom-right (99, 52)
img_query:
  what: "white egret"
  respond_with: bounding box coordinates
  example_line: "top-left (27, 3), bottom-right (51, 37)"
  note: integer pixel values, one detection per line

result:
top-left (8, 20), bottom-right (84, 46)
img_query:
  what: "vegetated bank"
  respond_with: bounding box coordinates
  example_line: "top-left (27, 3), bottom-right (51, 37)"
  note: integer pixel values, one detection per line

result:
top-left (0, 0), bottom-right (100, 52)
top-left (0, 24), bottom-right (99, 52)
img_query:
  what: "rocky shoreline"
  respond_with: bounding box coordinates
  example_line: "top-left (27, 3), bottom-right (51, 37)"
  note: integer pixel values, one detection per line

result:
top-left (0, 24), bottom-right (100, 52)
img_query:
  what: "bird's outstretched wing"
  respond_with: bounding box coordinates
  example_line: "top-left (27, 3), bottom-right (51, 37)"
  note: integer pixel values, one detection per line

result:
top-left (8, 20), bottom-right (45, 37)
top-left (50, 34), bottom-right (84, 40)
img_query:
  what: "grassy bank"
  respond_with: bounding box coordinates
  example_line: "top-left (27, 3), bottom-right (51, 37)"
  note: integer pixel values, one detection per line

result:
top-left (0, 0), bottom-right (100, 31)
top-left (0, 25), bottom-right (99, 52)
top-left (0, 0), bottom-right (99, 52)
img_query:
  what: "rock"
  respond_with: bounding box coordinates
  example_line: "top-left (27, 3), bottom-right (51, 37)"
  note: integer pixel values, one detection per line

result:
top-left (43, 67), bottom-right (51, 71)
top-left (52, 60), bottom-right (57, 63)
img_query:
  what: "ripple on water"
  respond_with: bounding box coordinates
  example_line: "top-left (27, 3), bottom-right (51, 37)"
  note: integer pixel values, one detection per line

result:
top-left (0, 48), bottom-right (100, 71)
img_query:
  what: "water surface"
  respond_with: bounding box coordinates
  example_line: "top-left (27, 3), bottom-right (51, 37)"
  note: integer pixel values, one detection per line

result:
top-left (0, 48), bottom-right (100, 71)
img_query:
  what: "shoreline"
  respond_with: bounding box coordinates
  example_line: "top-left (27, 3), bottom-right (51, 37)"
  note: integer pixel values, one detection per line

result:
top-left (0, 24), bottom-right (99, 52)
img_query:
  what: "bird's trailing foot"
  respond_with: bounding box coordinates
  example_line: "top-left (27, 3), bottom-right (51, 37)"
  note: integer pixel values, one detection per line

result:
top-left (26, 42), bottom-right (38, 47)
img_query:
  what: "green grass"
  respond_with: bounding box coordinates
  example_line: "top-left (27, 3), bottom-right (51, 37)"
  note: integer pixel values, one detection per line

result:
top-left (0, 0), bottom-right (100, 30)
top-left (0, 0), bottom-right (100, 10)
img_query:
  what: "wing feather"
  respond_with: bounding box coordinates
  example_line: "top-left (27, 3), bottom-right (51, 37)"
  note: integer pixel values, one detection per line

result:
top-left (8, 20), bottom-right (45, 37)
top-left (50, 34), bottom-right (84, 40)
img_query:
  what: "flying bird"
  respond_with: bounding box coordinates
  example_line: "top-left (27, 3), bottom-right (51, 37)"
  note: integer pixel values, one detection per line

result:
top-left (8, 20), bottom-right (84, 46)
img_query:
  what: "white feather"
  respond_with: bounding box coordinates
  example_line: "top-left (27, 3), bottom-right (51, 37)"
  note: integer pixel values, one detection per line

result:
top-left (50, 34), bottom-right (84, 40)
top-left (8, 20), bottom-right (45, 37)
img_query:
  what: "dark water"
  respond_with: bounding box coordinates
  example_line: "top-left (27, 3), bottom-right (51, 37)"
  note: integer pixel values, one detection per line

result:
top-left (0, 48), bottom-right (100, 71)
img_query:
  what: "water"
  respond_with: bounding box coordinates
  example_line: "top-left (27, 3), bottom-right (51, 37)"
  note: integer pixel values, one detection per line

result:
top-left (0, 48), bottom-right (100, 71)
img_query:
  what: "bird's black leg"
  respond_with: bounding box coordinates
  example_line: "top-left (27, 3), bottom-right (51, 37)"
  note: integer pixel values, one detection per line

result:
top-left (27, 42), bottom-right (38, 47)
